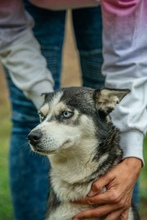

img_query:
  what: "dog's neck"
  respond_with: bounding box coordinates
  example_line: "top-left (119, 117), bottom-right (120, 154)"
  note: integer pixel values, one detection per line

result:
top-left (48, 123), bottom-right (122, 202)
top-left (48, 139), bottom-right (100, 202)
top-left (49, 137), bottom-right (99, 185)
top-left (49, 122), bottom-right (122, 185)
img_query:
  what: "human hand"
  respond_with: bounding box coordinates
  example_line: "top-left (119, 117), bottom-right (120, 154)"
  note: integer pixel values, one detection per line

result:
top-left (73, 158), bottom-right (142, 220)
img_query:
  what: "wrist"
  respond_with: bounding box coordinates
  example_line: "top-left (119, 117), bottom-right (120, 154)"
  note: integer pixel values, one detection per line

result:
top-left (123, 157), bottom-right (142, 174)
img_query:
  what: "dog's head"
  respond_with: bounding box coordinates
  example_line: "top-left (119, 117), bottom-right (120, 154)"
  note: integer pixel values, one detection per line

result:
top-left (28, 87), bottom-right (129, 156)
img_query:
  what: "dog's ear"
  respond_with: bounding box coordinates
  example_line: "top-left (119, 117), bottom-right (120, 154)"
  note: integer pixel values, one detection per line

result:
top-left (41, 92), bottom-right (54, 102)
top-left (93, 87), bottom-right (130, 116)
top-left (41, 93), bottom-right (50, 101)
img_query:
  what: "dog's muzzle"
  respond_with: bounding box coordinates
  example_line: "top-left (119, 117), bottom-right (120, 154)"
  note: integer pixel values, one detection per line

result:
top-left (28, 130), bottom-right (42, 148)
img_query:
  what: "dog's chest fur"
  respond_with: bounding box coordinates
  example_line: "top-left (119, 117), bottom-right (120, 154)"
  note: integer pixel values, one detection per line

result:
top-left (45, 123), bottom-right (123, 220)
top-left (46, 141), bottom-right (135, 220)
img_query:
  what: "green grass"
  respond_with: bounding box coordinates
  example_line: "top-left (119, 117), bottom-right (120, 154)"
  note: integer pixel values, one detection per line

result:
top-left (140, 136), bottom-right (147, 218)
top-left (0, 107), bottom-right (14, 220)
top-left (0, 105), bottom-right (147, 219)
top-left (140, 137), bottom-right (147, 198)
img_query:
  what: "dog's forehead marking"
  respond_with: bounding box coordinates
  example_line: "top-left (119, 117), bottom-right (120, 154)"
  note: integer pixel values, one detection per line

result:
top-left (50, 91), bottom-right (63, 106)
top-left (46, 91), bottom-right (66, 116)
top-left (39, 91), bottom-right (64, 119)
top-left (42, 91), bottom-right (63, 112)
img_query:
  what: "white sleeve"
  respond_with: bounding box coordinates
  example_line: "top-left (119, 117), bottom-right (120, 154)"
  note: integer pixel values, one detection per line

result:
top-left (101, 0), bottom-right (147, 162)
top-left (0, 29), bottom-right (54, 109)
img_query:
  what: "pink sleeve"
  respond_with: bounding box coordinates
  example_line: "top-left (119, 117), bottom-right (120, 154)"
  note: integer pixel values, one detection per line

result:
top-left (29, 0), bottom-right (99, 10)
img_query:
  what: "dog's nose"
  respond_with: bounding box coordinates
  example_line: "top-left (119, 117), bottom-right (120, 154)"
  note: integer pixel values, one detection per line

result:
top-left (28, 131), bottom-right (42, 146)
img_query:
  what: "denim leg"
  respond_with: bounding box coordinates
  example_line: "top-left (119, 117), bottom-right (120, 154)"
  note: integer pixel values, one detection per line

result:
top-left (133, 181), bottom-right (140, 209)
top-left (25, 0), bottom-right (66, 90)
top-left (6, 71), bottom-right (49, 220)
top-left (72, 7), bottom-right (105, 89)
top-left (7, 3), bottom-right (66, 220)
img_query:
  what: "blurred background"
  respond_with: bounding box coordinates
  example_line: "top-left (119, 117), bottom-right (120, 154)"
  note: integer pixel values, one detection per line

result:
top-left (0, 12), bottom-right (147, 220)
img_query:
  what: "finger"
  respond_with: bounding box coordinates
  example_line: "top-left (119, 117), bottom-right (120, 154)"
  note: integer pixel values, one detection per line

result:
top-left (120, 209), bottom-right (129, 220)
top-left (76, 189), bottom-right (122, 206)
top-left (74, 194), bottom-right (106, 205)
top-left (90, 189), bottom-right (122, 204)
top-left (104, 209), bottom-right (129, 220)
top-left (73, 203), bottom-right (119, 220)
top-left (88, 173), bottom-right (114, 197)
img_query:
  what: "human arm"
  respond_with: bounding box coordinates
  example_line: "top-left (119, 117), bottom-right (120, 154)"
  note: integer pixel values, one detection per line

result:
top-left (101, 0), bottom-right (147, 163)
top-left (0, 0), bottom-right (54, 109)
top-left (1, 29), bottom-right (54, 109)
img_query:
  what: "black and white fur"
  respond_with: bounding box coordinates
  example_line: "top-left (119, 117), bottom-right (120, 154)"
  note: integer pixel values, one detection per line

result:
top-left (28, 87), bottom-right (140, 220)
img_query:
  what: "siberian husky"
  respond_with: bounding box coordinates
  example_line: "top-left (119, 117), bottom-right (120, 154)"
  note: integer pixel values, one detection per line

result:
top-left (28, 87), bottom-right (140, 220)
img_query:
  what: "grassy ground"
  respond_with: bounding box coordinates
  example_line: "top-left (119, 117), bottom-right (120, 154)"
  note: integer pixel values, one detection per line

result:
top-left (0, 13), bottom-right (147, 219)
top-left (140, 136), bottom-right (147, 219)
top-left (0, 71), bottom-right (13, 219)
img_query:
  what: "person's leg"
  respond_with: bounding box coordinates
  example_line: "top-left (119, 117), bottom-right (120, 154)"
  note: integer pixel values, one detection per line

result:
top-left (6, 70), bottom-right (49, 220)
top-left (7, 2), bottom-right (66, 219)
top-left (25, 1), bottom-right (66, 89)
top-left (133, 180), bottom-right (139, 209)
top-left (72, 6), bottom-right (104, 89)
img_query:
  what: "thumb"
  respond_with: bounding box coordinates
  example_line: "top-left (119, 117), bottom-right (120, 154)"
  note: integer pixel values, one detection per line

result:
top-left (88, 173), bottom-right (113, 197)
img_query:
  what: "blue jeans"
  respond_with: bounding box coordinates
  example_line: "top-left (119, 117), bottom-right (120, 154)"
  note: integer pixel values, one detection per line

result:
top-left (6, 3), bottom-right (104, 220)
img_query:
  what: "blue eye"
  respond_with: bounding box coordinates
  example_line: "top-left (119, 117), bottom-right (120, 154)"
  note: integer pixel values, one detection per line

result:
top-left (62, 111), bottom-right (73, 119)
top-left (38, 112), bottom-right (46, 122)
